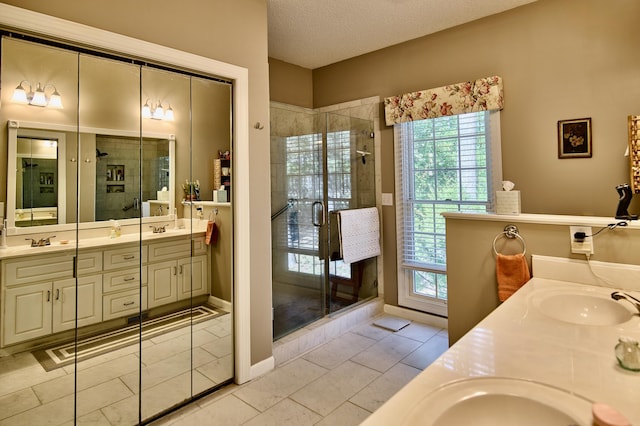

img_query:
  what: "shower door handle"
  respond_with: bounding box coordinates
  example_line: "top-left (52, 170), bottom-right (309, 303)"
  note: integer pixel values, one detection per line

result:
top-left (311, 201), bottom-right (325, 227)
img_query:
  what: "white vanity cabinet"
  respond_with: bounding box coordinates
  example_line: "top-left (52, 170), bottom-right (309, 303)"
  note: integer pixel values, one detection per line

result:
top-left (1, 251), bottom-right (103, 346)
top-left (1, 233), bottom-right (209, 348)
top-left (147, 236), bottom-right (208, 308)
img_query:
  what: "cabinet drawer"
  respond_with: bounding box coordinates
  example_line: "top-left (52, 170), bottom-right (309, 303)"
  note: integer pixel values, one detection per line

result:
top-left (103, 245), bottom-right (148, 270)
top-left (148, 239), bottom-right (191, 261)
top-left (192, 237), bottom-right (207, 256)
top-left (103, 287), bottom-right (148, 321)
top-left (77, 252), bottom-right (103, 275)
top-left (103, 266), bottom-right (147, 293)
top-left (3, 251), bottom-right (102, 287)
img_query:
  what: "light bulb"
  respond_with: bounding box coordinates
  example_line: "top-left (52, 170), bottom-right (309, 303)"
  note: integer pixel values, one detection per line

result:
top-left (153, 103), bottom-right (164, 120)
top-left (48, 88), bottom-right (63, 109)
top-left (30, 83), bottom-right (47, 107)
top-left (164, 105), bottom-right (174, 121)
top-left (142, 100), bottom-right (152, 119)
top-left (11, 83), bottom-right (29, 104)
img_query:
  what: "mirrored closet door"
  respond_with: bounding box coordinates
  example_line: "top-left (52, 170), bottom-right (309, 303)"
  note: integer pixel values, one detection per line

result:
top-left (0, 28), bottom-right (234, 425)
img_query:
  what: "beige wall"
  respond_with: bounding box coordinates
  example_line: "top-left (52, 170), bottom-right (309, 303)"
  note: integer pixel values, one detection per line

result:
top-left (301, 0), bottom-right (640, 306)
top-left (269, 58), bottom-right (313, 108)
top-left (1, 0), bottom-right (273, 365)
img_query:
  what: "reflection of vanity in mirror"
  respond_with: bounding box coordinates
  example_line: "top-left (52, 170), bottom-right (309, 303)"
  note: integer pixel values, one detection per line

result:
top-left (6, 120), bottom-right (175, 233)
top-left (0, 14), bottom-right (237, 422)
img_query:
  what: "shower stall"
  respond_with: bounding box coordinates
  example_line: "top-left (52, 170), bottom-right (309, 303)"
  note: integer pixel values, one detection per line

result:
top-left (270, 104), bottom-right (378, 340)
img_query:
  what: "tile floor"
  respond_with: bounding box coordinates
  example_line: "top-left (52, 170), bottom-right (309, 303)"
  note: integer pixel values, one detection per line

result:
top-left (0, 312), bottom-right (233, 426)
top-left (152, 313), bottom-right (448, 426)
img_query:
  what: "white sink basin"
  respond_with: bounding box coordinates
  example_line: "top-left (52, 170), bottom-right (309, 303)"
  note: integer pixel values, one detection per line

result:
top-left (402, 377), bottom-right (593, 426)
top-left (531, 289), bottom-right (634, 326)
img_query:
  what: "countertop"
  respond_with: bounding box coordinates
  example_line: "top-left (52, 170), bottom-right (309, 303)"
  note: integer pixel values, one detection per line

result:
top-left (0, 225), bottom-right (207, 260)
top-left (363, 274), bottom-right (640, 425)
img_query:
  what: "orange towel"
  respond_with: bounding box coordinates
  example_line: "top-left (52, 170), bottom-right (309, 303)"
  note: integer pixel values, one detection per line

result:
top-left (496, 253), bottom-right (530, 301)
top-left (205, 221), bottom-right (218, 245)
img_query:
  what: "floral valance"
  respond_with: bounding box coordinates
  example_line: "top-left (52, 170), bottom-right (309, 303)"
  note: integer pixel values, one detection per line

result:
top-left (384, 76), bottom-right (504, 125)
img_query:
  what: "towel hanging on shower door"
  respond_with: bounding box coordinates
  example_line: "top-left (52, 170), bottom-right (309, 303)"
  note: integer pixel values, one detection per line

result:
top-left (337, 207), bottom-right (381, 264)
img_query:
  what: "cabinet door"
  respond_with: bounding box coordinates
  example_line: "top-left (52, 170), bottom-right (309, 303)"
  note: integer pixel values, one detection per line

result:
top-left (53, 275), bottom-right (103, 333)
top-left (177, 255), bottom-right (208, 300)
top-left (148, 260), bottom-right (178, 308)
top-left (3, 282), bottom-right (53, 346)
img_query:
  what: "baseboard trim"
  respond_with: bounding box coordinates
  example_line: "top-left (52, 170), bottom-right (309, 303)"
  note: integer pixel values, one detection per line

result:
top-left (250, 356), bottom-right (275, 380)
top-left (208, 296), bottom-right (232, 312)
top-left (383, 304), bottom-right (448, 329)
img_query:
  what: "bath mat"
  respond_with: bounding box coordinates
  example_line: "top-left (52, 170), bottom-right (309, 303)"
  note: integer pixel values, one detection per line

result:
top-left (33, 305), bottom-right (225, 371)
top-left (373, 316), bottom-right (411, 332)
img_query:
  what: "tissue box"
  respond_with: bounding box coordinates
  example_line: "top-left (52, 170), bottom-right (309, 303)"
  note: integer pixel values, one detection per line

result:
top-left (157, 190), bottom-right (170, 201)
top-left (213, 190), bottom-right (227, 203)
top-left (495, 191), bottom-right (521, 215)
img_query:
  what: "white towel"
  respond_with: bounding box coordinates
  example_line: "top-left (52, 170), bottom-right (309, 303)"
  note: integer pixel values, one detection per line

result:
top-left (338, 207), bottom-right (381, 264)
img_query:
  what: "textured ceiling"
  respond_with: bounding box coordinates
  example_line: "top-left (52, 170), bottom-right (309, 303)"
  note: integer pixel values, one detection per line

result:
top-left (268, 0), bottom-right (537, 69)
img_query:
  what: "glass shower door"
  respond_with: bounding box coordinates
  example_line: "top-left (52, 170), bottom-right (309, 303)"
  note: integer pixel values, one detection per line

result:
top-left (271, 107), bottom-right (377, 339)
top-left (271, 107), bottom-right (327, 340)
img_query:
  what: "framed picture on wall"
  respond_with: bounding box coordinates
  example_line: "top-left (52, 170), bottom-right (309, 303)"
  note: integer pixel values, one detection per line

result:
top-left (558, 117), bottom-right (592, 158)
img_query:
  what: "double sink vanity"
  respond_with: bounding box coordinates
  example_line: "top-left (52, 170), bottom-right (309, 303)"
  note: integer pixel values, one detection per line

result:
top-left (364, 255), bottom-right (640, 425)
top-left (0, 224), bottom-right (210, 351)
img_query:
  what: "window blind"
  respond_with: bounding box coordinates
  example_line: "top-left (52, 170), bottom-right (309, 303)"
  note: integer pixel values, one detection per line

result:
top-left (395, 111), bottom-right (494, 271)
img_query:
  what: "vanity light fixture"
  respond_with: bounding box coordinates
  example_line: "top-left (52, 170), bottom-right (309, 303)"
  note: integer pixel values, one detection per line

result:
top-left (142, 99), bottom-right (174, 121)
top-left (11, 81), bottom-right (63, 109)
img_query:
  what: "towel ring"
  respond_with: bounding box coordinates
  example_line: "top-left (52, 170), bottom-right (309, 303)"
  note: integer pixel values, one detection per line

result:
top-left (209, 208), bottom-right (218, 222)
top-left (492, 225), bottom-right (526, 256)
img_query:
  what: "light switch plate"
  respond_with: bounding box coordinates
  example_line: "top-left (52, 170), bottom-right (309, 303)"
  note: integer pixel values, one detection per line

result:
top-left (382, 193), bottom-right (393, 206)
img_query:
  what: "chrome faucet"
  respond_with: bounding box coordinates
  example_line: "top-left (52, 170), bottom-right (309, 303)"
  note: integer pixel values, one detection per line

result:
top-left (26, 236), bottom-right (56, 247)
top-left (150, 225), bottom-right (167, 234)
top-left (611, 291), bottom-right (640, 314)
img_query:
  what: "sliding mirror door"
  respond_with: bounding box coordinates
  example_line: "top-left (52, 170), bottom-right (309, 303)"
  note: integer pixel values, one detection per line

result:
top-left (188, 76), bottom-right (234, 395)
top-left (0, 36), bottom-right (79, 426)
top-left (139, 66), bottom-right (194, 420)
top-left (75, 53), bottom-right (144, 424)
top-left (1, 31), bottom-right (235, 424)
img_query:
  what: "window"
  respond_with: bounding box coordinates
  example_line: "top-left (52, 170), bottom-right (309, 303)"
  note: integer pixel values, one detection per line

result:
top-left (394, 111), bottom-right (501, 316)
